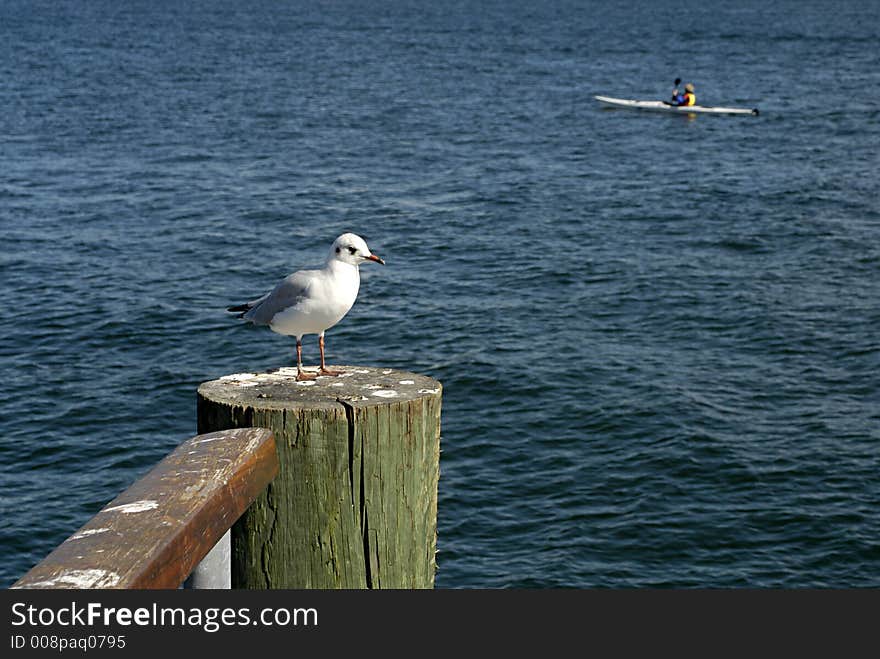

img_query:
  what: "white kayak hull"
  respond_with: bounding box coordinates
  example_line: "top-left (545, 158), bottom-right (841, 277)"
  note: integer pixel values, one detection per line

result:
top-left (595, 95), bottom-right (759, 116)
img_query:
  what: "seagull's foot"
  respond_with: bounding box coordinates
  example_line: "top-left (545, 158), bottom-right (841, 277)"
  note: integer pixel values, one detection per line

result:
top-left (319, 367), bottom-right (345, 377)
top-left (296, 369), bottom-right (317, 381)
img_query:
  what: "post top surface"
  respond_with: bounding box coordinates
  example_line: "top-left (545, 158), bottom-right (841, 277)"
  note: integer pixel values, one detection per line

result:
top-left (199, 365), bottom-right (442, 409)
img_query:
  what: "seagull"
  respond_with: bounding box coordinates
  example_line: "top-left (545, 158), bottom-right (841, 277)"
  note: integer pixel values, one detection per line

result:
top-left (228, 233), bottom-right (385, 381)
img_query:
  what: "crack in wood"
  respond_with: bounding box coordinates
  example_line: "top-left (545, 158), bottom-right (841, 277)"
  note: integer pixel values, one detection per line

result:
top-left (337, 398), bottom-right (373, 588)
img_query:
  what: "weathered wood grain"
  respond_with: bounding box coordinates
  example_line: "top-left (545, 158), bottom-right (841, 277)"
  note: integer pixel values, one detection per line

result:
top-left (13, 428), bottom-right (277, 589)
top-left (197, 365), bottom-right (442, 589)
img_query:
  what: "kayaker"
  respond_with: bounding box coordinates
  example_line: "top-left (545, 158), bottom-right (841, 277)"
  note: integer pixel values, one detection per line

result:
top-left (667, 78), bottom-right (684, 105)
top-left (677, 83), bottom-right (696, 106)
top-left (671, 87), bottom-right (684, 104)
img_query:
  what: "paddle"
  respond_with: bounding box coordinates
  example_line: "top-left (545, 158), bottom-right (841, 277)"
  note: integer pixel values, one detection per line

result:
top-left (663, 78), bottom-right (682, 105)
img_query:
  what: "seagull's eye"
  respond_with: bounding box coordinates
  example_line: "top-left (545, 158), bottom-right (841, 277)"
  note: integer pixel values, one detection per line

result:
top-left (347, 246), bottom-right (357, 255)
top-left (335, 247), bottom-right (341, 253)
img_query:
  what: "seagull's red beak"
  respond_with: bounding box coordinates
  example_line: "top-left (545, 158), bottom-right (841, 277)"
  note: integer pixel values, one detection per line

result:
top-left (366, 254), bottom-right (386, 265)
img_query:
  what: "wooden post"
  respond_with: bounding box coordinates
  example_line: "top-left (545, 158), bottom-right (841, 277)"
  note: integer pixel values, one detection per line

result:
top-left (197, 366), bottom-right (442, 589)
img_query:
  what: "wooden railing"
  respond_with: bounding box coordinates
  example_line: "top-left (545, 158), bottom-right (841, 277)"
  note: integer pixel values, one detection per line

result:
top-left (13, 428), bottom-right (277, 589)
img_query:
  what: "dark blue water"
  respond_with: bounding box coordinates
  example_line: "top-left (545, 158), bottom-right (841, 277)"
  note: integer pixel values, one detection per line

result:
top-left (2, 0), bottom-right (879, 588)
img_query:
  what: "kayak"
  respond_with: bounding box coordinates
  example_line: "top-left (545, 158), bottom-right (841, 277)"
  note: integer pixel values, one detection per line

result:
top-left (595, 95), bottom-right (759, 116)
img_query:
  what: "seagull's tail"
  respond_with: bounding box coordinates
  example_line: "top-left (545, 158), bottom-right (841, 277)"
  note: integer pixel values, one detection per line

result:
top-left (227, 303), bottom-right (251, 318)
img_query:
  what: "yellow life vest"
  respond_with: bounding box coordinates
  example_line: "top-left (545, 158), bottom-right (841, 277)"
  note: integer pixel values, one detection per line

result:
top-left (683, 92), bottom-right (696, 106)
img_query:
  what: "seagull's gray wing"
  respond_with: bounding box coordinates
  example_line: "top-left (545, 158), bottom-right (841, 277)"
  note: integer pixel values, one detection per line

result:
top-left (242, 269), bottom-right (316, 326)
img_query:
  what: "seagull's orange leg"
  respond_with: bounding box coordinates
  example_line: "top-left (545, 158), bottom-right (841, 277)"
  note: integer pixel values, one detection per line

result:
top-left (296, 338), bottom-right (316, 381)
top-left (318, 334), bottom-right (344, 377)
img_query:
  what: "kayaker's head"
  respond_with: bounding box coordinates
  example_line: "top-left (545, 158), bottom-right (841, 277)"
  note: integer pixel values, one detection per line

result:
top-left (685, 83), bottom-right (695, 92)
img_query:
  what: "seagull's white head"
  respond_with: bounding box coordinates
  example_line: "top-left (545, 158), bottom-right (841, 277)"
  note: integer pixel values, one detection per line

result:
top-left (329, 233), bottom-right (385, 267)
